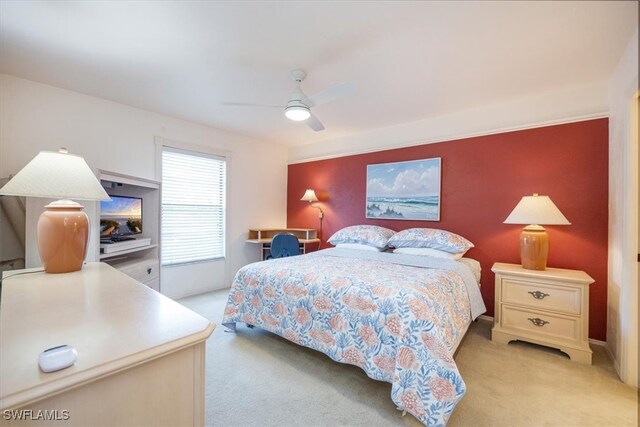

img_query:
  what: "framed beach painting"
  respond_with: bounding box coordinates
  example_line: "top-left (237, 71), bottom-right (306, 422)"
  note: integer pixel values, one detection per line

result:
top-left (366, 157), bottom-right (441, 221)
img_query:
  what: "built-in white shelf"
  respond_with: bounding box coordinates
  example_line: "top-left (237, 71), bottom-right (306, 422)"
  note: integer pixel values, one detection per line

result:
top-left (95, 170), bottom-right (162, 293)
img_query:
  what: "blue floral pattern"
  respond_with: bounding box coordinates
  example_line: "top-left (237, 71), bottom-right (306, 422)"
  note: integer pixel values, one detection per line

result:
top-left (223, 251), bottom-right (474, 426)
top-left (327, 225), bottom-right (396, 249)
top-left (388, 228), bottom-right (474, 254)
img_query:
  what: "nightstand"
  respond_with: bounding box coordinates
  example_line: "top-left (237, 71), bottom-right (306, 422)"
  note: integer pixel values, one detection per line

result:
top-left (491, 262), bottom-right (594, 364)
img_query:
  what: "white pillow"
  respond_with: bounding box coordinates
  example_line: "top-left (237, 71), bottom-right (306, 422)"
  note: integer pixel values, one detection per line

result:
top-left (336, 243), bottom-right (384, 252)
top-left (393, 247), bottom-right (464, 260)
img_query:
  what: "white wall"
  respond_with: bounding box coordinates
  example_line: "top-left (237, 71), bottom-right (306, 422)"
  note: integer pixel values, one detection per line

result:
top-left (607, 28), bottom-right (639, 387)
top-left (0, 74), bottom-right (288, 298)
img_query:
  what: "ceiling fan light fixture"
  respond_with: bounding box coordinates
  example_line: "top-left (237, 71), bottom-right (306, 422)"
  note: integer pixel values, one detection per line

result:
top-left (285, 102), bottom-right (311, 121)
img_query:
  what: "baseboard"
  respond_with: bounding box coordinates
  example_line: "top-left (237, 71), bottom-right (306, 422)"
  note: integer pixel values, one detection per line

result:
top-left (588, 338), bottom-right (606, 347)
top-left (601, 342), bottom-right (620, 374)
top-left (477, 314), bottom-right (494, 324)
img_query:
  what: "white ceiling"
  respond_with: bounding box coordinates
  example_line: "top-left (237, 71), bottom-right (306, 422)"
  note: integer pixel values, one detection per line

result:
top-left (0, 1), bottom-right (636, 147)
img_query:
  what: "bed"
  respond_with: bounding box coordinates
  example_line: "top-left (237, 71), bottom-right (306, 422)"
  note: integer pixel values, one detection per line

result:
top-left (222, 247), bottom-right (486, 426)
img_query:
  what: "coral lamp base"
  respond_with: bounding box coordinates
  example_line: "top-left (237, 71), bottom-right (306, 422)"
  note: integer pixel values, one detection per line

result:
top-left (520, 225), bottom-right (549, 271)
top-left (37, 200), bottom-right (89, 273)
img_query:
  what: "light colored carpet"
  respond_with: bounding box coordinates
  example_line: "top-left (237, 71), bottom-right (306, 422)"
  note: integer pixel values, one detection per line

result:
top-left (179, 289), bottom-right (638, 426)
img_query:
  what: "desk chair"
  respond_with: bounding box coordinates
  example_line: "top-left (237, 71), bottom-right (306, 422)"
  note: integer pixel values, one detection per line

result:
top-left (267, 233), bottom-right (301, 259)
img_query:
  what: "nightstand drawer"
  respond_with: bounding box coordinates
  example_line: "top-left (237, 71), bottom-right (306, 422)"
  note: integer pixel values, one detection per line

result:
top-left (501, 278), bottom-right (581, 315)
top-left (501, 306), bottom-right (579, 343)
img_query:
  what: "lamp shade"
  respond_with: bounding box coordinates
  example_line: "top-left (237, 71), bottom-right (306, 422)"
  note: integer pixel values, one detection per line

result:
top-left (300, 189), bottom-right (319, 202)
top-left (0, 150), bottom-right (110, 201)
top-left (504, 194), bottom-right (570, 225)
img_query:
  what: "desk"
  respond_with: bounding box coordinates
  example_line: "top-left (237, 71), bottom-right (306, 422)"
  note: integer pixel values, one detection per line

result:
top-left (247, 228), bottom-right (320, 260)
top-left (0, 263), bottom-right (215, 426)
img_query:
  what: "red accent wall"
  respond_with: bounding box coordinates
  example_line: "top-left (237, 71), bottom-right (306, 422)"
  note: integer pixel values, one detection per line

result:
top-left (287, 119), bottom-right (609, 340)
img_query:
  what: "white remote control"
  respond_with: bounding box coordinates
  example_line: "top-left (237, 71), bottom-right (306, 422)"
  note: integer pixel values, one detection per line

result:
top-left (38, 345), bottom-right (77, 373)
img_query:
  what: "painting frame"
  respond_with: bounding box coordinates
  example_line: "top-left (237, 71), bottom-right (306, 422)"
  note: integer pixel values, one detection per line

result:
top-left (365, 157), bottom-right (441, 221)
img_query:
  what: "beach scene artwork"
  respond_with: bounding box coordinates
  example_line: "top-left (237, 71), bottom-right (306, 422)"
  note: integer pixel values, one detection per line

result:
top-left (366, 157), bottom-right (441, 221)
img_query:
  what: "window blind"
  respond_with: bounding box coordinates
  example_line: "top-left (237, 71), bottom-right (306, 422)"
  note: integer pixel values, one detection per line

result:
top-left (161, 147), bottom-right (226, 266)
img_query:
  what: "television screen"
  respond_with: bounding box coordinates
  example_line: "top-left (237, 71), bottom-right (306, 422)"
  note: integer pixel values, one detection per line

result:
top-left (100, 195), bottom-right (143, 237)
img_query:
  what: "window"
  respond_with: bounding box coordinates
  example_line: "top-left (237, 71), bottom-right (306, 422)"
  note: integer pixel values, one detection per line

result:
top-left (161, 147), bottom-right (226, 266)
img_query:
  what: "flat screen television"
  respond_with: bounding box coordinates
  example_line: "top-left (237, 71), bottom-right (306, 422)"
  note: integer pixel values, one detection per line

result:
top-left (100, 195), bottom-right (143, 237)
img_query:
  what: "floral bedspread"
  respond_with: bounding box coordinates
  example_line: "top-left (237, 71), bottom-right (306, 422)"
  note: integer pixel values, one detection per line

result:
top-left (222, 249), bottom-right (484, 426)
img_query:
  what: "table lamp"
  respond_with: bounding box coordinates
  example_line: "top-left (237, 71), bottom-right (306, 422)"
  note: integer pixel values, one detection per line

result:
top-left (300, 189), bottom-right (324, 238)
top-left (0, 148), bottom-right (110, 273)
top-left (503, 193), bottom-right (570, 270)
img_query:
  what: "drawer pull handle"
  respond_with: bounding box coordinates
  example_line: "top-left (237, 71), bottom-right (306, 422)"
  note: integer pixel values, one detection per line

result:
top-left (528, 291), bottom-right (550, 300)
top-left (528, 317), bottom-right (549, 327)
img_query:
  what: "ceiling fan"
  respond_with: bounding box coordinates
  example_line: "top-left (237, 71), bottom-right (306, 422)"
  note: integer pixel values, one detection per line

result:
top-left (223, 70), bottom-right (355, 132)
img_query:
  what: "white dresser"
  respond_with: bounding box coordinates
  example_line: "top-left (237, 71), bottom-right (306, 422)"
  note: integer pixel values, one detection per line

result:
top-left (0, 262), bottom-right (214, 425)
top-left (491, 262), bottom-right (594, 364)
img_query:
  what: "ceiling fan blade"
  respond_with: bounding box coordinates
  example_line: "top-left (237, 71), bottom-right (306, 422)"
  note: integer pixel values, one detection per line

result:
top-left (222, 102), bottom-right (283, 108)
top-left (306, 82), bottom-right (355, 107)
top-left (306, 113), bottom-right (325, 132)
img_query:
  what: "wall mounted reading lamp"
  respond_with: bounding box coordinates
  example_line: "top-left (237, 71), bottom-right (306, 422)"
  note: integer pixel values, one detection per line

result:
top-left (0, 148), bottom-right (111, 273)
top-left (300, 188), bottom-right (324, 239)
top-left (504, 193), bottom-right (570, 270)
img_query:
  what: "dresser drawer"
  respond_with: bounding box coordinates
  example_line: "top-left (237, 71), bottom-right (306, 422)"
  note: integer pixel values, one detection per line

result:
top-left (145, 277), bottom-right (160, 292)
top-left (501, 278), bottom-right (581, 315)
top-left (112, 259), bottom-right (160, 284)
top-left (501, 305), bottom-right (579, 343)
